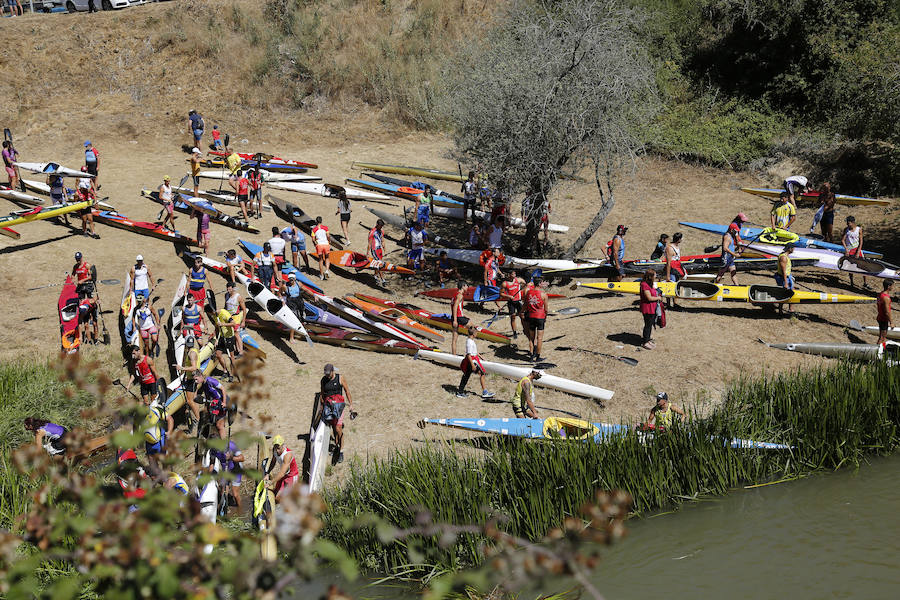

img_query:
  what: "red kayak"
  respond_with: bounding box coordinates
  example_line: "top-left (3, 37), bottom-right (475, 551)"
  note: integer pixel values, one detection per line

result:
top-left (92, 210), bottom-right (198, 246)
top-left (245, 318), bottom-right (421, 355)
top-left (208, 151), bottom-right (317, 169)
top-left (418, 286), bottom-right (566, 301)
top-left (58, 275), bottom-right (80, 354)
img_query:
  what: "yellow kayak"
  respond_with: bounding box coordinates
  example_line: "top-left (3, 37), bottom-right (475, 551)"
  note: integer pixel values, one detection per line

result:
top-left (0, 199), bottom-right (93, 228)
top-left (163, 340), bottom-right (217, 414)
top-left (740, 187), bottom-right (890, 207)
top-left (351, 161), bottom-right (466, 183)
top-left (577, 280), bottom-right (876, 304)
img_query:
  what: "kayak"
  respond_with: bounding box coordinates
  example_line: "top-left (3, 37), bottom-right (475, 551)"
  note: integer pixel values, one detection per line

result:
top-left (746, 242), bottom-right (900, 280)
top-left (266, 195), bottom-right (345, 250)
top-left (310, 293), bottom-right (426, 347)
top-left (365, 173), bottom-right (467, 202)
top-left (0, 226), bottom-right (19, 239)
top-left (343, 295), bottom-right (444, 342)
top-left (418, 286), bottom-right (566, 302)
top-left (576, 280), bottom-right (876, 304)
top-left (740, 187), bottom-right (889, 207)
top-left (309, 419), bottom-right (329, 493)
top-left (197, 170), bottom-right (321, 183)
top-left (246, 318), bottom-right (421, 355)
top-left (324, 249), bottom-right (415, 275)
top-left (351, 161), bottom-right (466, 183)
top-left (345, 178), bottom-right (445, 203)
top-left (21, 179), bottom-right (72, 198)
top-left (0, 186), bottom-right (45, 207)
top-left (419, 417), bottom-right (791, 450)
top-left (621, 255), bottom-right (818, 276)
top-left (208, 150), bottom-right (318, 169)
top-left (200, 158), bottom-right (310, 173)
top-left (424, 247), bottom-right (605, 271)
top-left (172, 186), bottom-right (272, 212)
top-left (761, 339), bottom-right (899, 361)
top-left (141, 189), bottom-right (260, 234)
top-left (58, 275), bottom-right (80, 354)
top-left (679, 221), bottom-right (883, 258)
top-left (164, 339), bottom-right (217, 405)
top-left (365, 205), bottom-right (413, 231)
top-left (120, 272), bottom-right (139, 348)
top-left (415, 349), bottom-right (614, 402)
top-left (14, 161), bottom-right (94, 178)
top-left (93, 210), bottom-right (199, 246)
top-left (267, 180), bottom-right (391, 201)
top-left (237, 239), bottom-right (325, 293)
top-left (355, 293), bottom-right (511, 344)
top-left (851, 321), bottom-right (900, 341)
top-left (1, 198), bottom-right (93, 228)
top-left (170, 274), bottom-right (188, 370)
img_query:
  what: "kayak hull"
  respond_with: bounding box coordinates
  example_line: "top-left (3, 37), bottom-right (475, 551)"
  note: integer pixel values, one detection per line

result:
top-left (579, 280), bottom-right (876, 304)
top-left (94, 210), bottom-right (198, 246)
top-left (58, 276), bottom-right (80, 354)
top-left (740, 187), bottom-right (889, 207)
top-left (351, 161), bottom-right (466, 183)
top-left (763, 340), bottom-right (897, 360)
top-left (268, 180), bottom-right (391, 201)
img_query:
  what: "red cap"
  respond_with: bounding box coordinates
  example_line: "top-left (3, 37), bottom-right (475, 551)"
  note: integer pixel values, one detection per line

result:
top-left (736, 213), bottom-right (748, 222)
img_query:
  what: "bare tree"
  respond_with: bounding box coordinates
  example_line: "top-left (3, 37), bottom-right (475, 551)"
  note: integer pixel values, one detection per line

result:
top-left (445, 0), bottom-right (658, 257)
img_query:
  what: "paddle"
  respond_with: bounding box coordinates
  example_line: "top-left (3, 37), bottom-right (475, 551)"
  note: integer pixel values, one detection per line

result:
top-left (849, 319), bottom-right (864, 332)
top-left (556, 345), bottom-right (638, 366)
top-left (112, 378), bottom-right (140, 401)
top-left (94, 287), bottom-right (112, 345)
top-left (28, 278), bottom-right (120, 291)
top-left (534, 405), bottom-right (582, 418)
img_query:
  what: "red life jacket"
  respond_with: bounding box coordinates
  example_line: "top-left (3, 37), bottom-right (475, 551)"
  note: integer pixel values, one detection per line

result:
top-left (136, 356), bottom-right (155, 384)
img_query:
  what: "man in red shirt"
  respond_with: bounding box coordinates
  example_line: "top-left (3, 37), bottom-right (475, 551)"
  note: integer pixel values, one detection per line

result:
top-left (877, 279), bottom-right (894, 346)
top-left (523, 276), bottom-right (549, 362)
top-left (235, 170), bottom-right (251, 222)
top-left (126, 344), bottom-right (159, 405)
top-left (500, 270), bottom-right (526, 339)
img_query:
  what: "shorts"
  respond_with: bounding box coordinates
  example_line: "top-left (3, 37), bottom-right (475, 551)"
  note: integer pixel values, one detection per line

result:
top-left (188, 287), bottom-right (206, 304)
top-left (213, 139), bottom-right (224, 149)
top-left (507, 299), bottom-right (523, 314)
top-left (257, 265), bottom-right (275, 286)
top-left (513, 405), bottom-right (527, 418)
top-left (774, 274), bottom-right (795, 290)
top-left (237, 194), bottom-right (249, 204)
top-left (192, 175), bottom-right (200, 187)
top-left (145, 437), bottom-right (165, 456)
top-left (617, 264), bottom-right (625, 277)
top-left (86, 163), bottom-right (98, 177)
top-left (340, 212), bottom-right (351, 223)
top-left (76, 282), bottom-right (94, 299)
top-left (182, 377), bottom-right (197, 393)
top-left (139, 326), bottom-right (159, 339)
top-left (217, 336), bottom-right (236, 354)
top-left (275, 473), bottom-right (298, 495)
top-left (323, 400), bottom-right (345, 426)
top-left (134, 288), bottom-right (149, 300)
top-left (822, 210), bottom-right (835, 225)
top-left (783, 180), bottom-right (802, 195)
top-left (5, 166), bottom-right (16, 177)
top-left (230, 472), bottom-right (243, 486)
top-left (877, 319), bottom-right (889, 333)
top-left (372, 247), bottom-right (383, 260)
top-left (51, 192), bottom-right (65, 203)
top-left (79, 306), bottom-right (97, 322)
top-left (250, 188), bottom-right (261, 201)
top-left (193, 128), bottom-right (204, 140)
top-left (526, 317), bottom-right (546, 331)
top-left (847, 247), bottom-right (861, 257)
top-left (408, 248), bottom-right (424, 262)
top-left (460, 354), bottom-right (485, 375)
top-left (291, 237), bottom-right (306, 252)
top-left (164, 203), bottom-right (174, 216)
top-left (455, 316), bottom-right (470, 327)
top-left (315, 244), bottom-right (330, 256)
top-left (182, 323), bottom-right (202, 339)
top-left (722, 253), bottom-right (735, 268)
top-left (140, 381), bottom-right (158, 398)
top-left (210, 408), bottom-right (226, 423)
top-left (200, 230), bottom-right (210, 246)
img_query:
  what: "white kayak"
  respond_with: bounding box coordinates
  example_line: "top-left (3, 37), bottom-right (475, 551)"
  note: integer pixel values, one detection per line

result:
top-left (747, 242), bottom-right (900, 280)
top-left (415, 349), bottom-right (614, 402)
top-left (850, 320), bottom-right (900, 342)
top-left (0, 187), bottom-right (44, 206)
top-left (170, 274), bottom-right (188, 369)
top-left (422, 204), bottom-right (569, 233)
top-left (197, 169), bottom-right (321, 183)
top-left (308, 420), bottom-right (329, 493)
top-left (424, 247), bottom-right (605, 271)
top-left (14, 162), bottom-right (94, 178)
top-left (267, 180), bottom-right (392, 201)
top-left (172, 186), bottom-right (272, 212)
top-left (761, 339), bottom-right (899, 361)
top-left (121, 272), bottom-right (139, 348)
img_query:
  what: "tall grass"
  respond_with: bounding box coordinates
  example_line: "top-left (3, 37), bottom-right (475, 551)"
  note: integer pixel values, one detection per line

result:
top-left (323, 360), bottom-right (900, 575)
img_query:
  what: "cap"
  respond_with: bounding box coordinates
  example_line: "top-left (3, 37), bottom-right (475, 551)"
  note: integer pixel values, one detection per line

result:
top-left (163, 175), bottom-right (170, 181)
top-left (191, 147), bottom-right (201, 154)
top-left (288, 272), bottom-right (297, 279)
top-left (75, 251), bottom-right (82, 260)
top-left (323, 363), bottom-right (334, 374)
top-left (84, 140), bottom-right (91, 147)
top-left (272, 435), bottom-right (285, 447)
top-left (213, 124), bottom-right (218, 129)
top-left (656, 392), bottom-right (668, 401)
top-left (136, 254), bottom-right (143, 261)
top-left (185, 336), bottom-right (195, 347)
top-left (728, 223), bottom-right (740, 232)
top-left (617, 224), bottom-right (628, 234)
top-left (736, 213), bottom-right (748, 222)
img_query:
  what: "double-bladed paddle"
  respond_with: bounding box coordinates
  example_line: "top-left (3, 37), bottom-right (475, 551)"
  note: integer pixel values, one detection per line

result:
top-left (556, 345), bottom-right (638, 366)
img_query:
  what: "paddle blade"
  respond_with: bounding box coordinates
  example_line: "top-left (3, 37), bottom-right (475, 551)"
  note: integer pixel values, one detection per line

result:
top-left (620, 356), bottom-right (639, 366)
top-left (849, 319), bottom-right (863, 331)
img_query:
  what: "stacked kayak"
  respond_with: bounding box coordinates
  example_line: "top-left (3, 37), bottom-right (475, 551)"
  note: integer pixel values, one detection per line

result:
top-left (309, 293), bottom-right (426, 347)
top-left (267, 181), bottom-right (391, 202)
top-left (14, 161), bottom-right (94, 178)
top-left (740, 187), bottom-right (889, 207)
top-left (266, 196), bottom-right (345, 250)
top-left (424, 247), bottom-right (606, 271)
top-left (142, 189), bottom-right (259, 234)
top-left (93, 209), bottom-right (198, 246)
top-left (197, 170), bottom-right (321, 183)
top-left (747, 242), bottom-right (899, 280)
top-left (346, 178), bottom-right (452, 204)
top-left (58, 276), bottom-right (80, 354)
top-left (343, 295), bottom-right (444, 342)
top-left (245, 319), bottom-right (422, 355)
top-left (237, 240), bottom-right (324, 292)
top-left (415, 350), bottom-right (614, 402)
top-left (418, 286), bottom-right (565, 302)
top-left (576, 280), bottom-right (876, 304)
top-left (351, 161), bottom-right (466, 183)
top-left (208, 151), bottom-right (317, 169)
top-left (761, 339), bottom-right (899, 361)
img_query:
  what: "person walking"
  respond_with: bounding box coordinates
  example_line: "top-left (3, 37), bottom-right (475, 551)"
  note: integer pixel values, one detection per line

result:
top-left (75, 168), bottom-right (98, 238)
top-left (72, 251), bottom-right (94, 300)
top-left (188, 110), bottom-right (205, 149)
top-left (842, 216), bottom-right (868, 289)
top-left (639, 269), bottom-right (661, 350)
top-left (405, 220), bottom-right (428, 272)
top-left (194, 370), bottom-right (229, 440)
top-left (450, 281), bottom-right (471, 355)
top-left (455, 324), bottom-right (495, 399)
top-left (126, 344), bottom-right (159, 405)
top-left (173, 335), bottom-right (203, 434)
top-left (320, 363), bottom-right (354, 465)
top-left (235, 170), bottom-right (251, 222)
top-left (771, 192), bottom-right (796, 230)
top-left (311, 217), bottom-right (331, 280)
top-left (134, 296), bottom-right (161, 357)
top-left (608, 225), bottom-right (627, 281)
top-left (223, 281), bottom-right (246, 356)
top-left (775, 243), bottom-right (795, 315)
top-left (812, 181), bottom-right (836, 239)
top-left (367, 218), bottom-right (386, 286)
top-left (130, 255), bottom-right (154, 301)
top-left (335, 189), bottom-right (352, 245)
top-left (462, 170), bottom-right (477, 224)
top-left (523, 276), bottom-right (549, 362)
top-left (876, 280), bottom-right (894, 346)
top-left (194, 208), bottom-right (211, 256)
top-left (83, 141), bottom-right (100, 188)
top-left (511, 370), bottom-right (541, 418)
top-left (500, 270), bottom-right (526, 339)
top-left (267, 226), bottom-right (287, 265)
top-left (714, 224), bottom-right (741, 285)
top-left (190, 148), bottom-right (203, 198)
top-left (158, 175), bottom-right (177, 231)
top-left (187, 255), bottom-right (208, 305)
top-left (269, 435), bottom-right (299, 501)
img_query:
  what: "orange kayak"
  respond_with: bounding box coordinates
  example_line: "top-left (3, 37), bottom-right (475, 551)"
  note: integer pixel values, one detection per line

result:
top-left (317, 250), bottom-right (415, 275)
top-left (343, 295), bottom-right (444, 342)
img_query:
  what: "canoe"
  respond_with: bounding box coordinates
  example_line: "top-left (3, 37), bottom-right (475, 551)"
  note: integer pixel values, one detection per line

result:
top-left (141, 189), bottom-right (260, 234)
top-left (310, 293), bottom-right (426, 347)
top-left (267, 180), bottom-right (391, 201)
top-left (200, 158), bottom-right (310, 173)
top-left (1, 199), bottom-right (93, 228)
top-left (761, 340), bottom-right (898, 361)
top-left (0, 186), bottom-right (45, 207)
top-left (576, 280), bottom-right (876, 304)
top-left (172, 186), bottom-right (272, 212)
top-left (58, 275), bottom-right (80, 354)
top-left (309, 417), bottom-right (329, 493)
top-left (246, 318), bottom-right (421, 355)
top-left (120, 272), bottom-right (139, 348)
top-left (355, 293), bottom-right (511, 344)
top-left (325, 249), bottom-right (415, 275)
top-left (165, 339), bottom-right (217, 394)
top-left (679, 221), bottom-right (883, 258)
top-left (740, 187), bottom-right (889, 207)
top-left (351, 161), bottom-right (466, 183)
top-left (624, 255), bottom-right (817, 276)
top-left (342, 296), bottom-right (444, 342)
top-left (266, 195), bottom-right (345, 250)
top-left (197, 169), bottom-right (321, 183)
top-left (418, 286), bottom-right (565, 302)
top-left (746, 242), bottom-right (900, 280)
top-left (424, 247), bottom-right (605, 271)
top-left (170, 274), bottom-right (188, 370)
top-left (93, 210), bottom-right (198, 246)
top-left (237, 239), bottom-right (325, 293)
top-left (14, 161), bottom-right (94, 178)
top-left (415, 349), bottom-right (614, 402)
top-left (208, 150), bottom-right (318, 169)
top-left (420, 417), bottom-right (791, 450)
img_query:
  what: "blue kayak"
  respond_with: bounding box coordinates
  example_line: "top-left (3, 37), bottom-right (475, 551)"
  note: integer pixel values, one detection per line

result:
top-left (421, 417), bottom-right (791, 450)
top-left (679, 221), bottom-right (882, 258)
top-left (346, 178), bottom-right (464, 207)
top-left (239, 159), bottom-right (307, 173)
top-left (364, 173), bottom-right (467, 203)
top-left (238, 239), bottom-right (323, 294)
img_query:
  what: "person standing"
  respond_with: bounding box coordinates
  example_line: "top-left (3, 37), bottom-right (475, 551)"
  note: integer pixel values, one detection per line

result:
top-left (639, 270), bottom-right (660, 350)
top-left (194, 370), bottom-right (229, 440)
top-left (320, 363), bottom-right (354, 465)
top-left (2, 140), bottom-right (19, 190)
top-left (511, 370), bottom-right (541, 418)
top-left (842, 216), bottom-right (868, 289)
top-left (284, 273), bottom-right (304, 343)
top-left (281, 223), bottom-right (310, 272)
top-left (134, 296), bottom-right (161, 358)
top-left (608, 225), bottom-right (627, 281)
top-left (783, 175), bottom-right (810, 206)
top-left (181, 293), bottom-right (205, 340)
top-left (223, 281), bottom-right (246, 356)
top-left (173, 335), bottom-right (203, 434)
top-left (130, 255), bottom-right (154, 301)
top-left (335, 189), bottom-right (352, 245)
top-left (187, 255), bottom-right (208, 305)
top-left (483, 247), bottom-right (502, 287)
top-left (771, 192), bottom-right (796, 230)
top-left (190, 148), bottom-right (203, 198)
top-left (269, 435), bottom-right (298, 501)
top-left (78, 295), bottom-right (99, 345)
top-left (311, 217), bottom-right (331, 280)
top-left (663, 232), bottom-right (684, 308)
top-left (72, 251), bottom-right (94, 300)
top-left (876, 280), bottom-right (894, 346)
top-left (211, 433), bottom-right (244, 514)
top-left (455, 324), bottom-right (495, 399)
top-left (416, 186), bottom-right (433, 228)
top-left (450, 281), bottom-right (471, 355)
top-left (486, 216), bottom-right (505, 250)
top-left (462, 171), bottom-right (477, 224)
top-left (253, 242), bottom-right (276, 290)
top-left (267, 226), bottom-right (287, 265)
top-left (83, 141), bottom-right (100, 189)
top-left (194, 208), bottom-right (211, 256)
top-left (48, 174), bottom-right (67, 204)
top-left (225, 147), bottom-right (242, 191)
top-left (405, 220), bottom-right (428, 272)
top-left (650, 233), bottom-right (669, 261)
top-left (500, 270), bottom-right (526, 339)
top-left (523, 276), bottom-right (549, 362)
top-left (126, 344), bottom-right (159, 405)
top-left (248, 168), bottom-right (263, 218)
top-left (213, 308), bottom-right (239, 380)
top-left (811, 181), bottom-right (836, 238)
top-left (235, 170), bottom-right (251, 222)
top-left (367, 219), bottom-right (386, 286)
top-left (714, 224), bottom-right (741, 285)
top-left (775, 243), bottom-right (795, 315)
top-left (188, 110), bottom-right (205, 149)
top-left (75, 169), bottom-right (98, 238)
top-left (211, 124), bottom-right (223, 150)
top-left (647, 392), bottom-right (685, 429)
top-left (158, 175), bottom-right (177, 231)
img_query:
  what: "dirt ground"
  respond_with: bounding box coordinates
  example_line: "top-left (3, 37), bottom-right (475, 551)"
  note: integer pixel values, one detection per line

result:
top-left (1, 8), bottom-right (898, 489)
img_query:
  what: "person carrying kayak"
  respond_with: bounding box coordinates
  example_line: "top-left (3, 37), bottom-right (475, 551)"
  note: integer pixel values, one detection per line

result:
top-left (511, 370), bottom-right (541, 418)
top-left (126, 344), bottom-right (159, 405)
top-left (321, 363), bottom-right (354, 465)
top-left (209, 428), bottom-right (244, 515)
top-left (72, 251), bottom-right (94, 300)
top-left (451, 281), bottom-right (472, 355)
top-left (269, 435), bottom-right (299, 501)
top-left (523, 276), bottom-right (549, 362)
top-left (78, 295), bottom-right (99, 345)
top-left (639, 270), bottom-right (661, 350)
top-left (83, 141), bottom-right (100, 188)
top-left (500, 270), bottom-right (526, 339)
top-left (76, 167), bottom-right (98, 238)
top-left (253, 242), bottom-right (277, 289)
top-left (842, 215), bottom-right (868, 289)
top-left (135, 296), bottom-right (160, 357)
top-left (608, 225), bottom-right (627, 281)
top-left (456, 324), bottom-right (495, 399)
top-left (435, 250), bottom-right (459, 288)
top-left (181, 293), bottom-right (205, 342)
top-left (213, 308), bottom-right (240, 380)
top-left (194, 370), bottom-right (230, 440)
top-left (2, 140), bottom-right (20, 191)
top-left (190, 148), bottom-right (203, 199)
top-left (663, 232), bottom-right (685, 309)
top-left (405, 220), bottom-right (429, 272)
top-left (174, 335), bottom-right (203, 434)
top-left (311, 216), bottom-right (332, 280)
top-left (248, 167), bottom-right (263, 218)
top-left (775, 243), bottom-right (795, 315)
top-left (783, 175), bottom-right (810, 206)
top-left (647, 392), bottom-right (685, 429)
top-left (130, 255), bottom-right (154, 301)
top-left (650, 233), bottom-right (669, 260)
top-left (367, 219), bottom-right (387, 286)
top-left (714, 224), bottom-right (741, 285)
top-left (187, 255), bottom-right (208, 306)
top-left (770, 192), bottom-right (796, 230)
top-left (335, 189), bottom-right (352, 245)
top-left (877, 279), bottom-right (894, 346)
top-left (24, 418), bottom-right (68, 457)
top-left (223, 281), bottom-right (246, 356)
top-left (188, 110), bottom-right (205, 148)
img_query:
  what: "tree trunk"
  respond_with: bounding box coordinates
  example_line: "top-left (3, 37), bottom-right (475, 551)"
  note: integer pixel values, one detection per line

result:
top-left (562, 168), bottom-right (615, 260)
top-left (517, 176), bottom-right (549, 257)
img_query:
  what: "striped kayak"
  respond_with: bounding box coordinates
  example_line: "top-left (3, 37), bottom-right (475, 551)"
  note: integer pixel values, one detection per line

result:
top-left (351, 162), bottom-right (466, 183)
top-left (419, 417), bottom-right (791, 450)
top-left (197, 169), bottom-right (321, 183)
top-left (424, 247), bottom-right (605, 271)
top-left (237, 239), bottom-right (325, 293)
top-left (208, 151), bottom-right (317, 169)
top-left (1, 198), bottom-right (93, 228)
top-left (576, 280), bottom-right (876, 304)
top-left (355, 293), bottom-right (510, 344)
top-left (418, 286), bottom-right (565, 302)
top-left (415, 350), bottom-right (614, 402)
top-left (679, 221), bottom-right (883, 258)
top-left (267, 180), bottom-right (391, 201)
top-left (58, 275), bottom-right (80, 354)
top-left (345, 178), bottom-right (449, 203)
top-left (740, 187), bottom-right (889, 207)
top-left (761, 339), bottom-right (899, 361)
top-left (246, 318), bottom-right (422, 355)
top-left (172, 186), bottom-right (272, 212)
top-left (14, 161), bottom-right (94, 178)
top-left (120, 272), bottom-right (139, 348)
top-left (266, 195), bottom-right (345, 250)
top-left (365, 173), bottom-right (467, 202)
top-left (343, 295), bottom-right (444, 342)
top-left (747, 242), bottom-right (900, 280)
top-left (141, 189), bottom-right (259, 234)
top-left (93, 210), bottom-right (198, 246)
top-left (850, 320), bottom-right (900, 341)
top-left (0, 186), bottom-right (45, 206)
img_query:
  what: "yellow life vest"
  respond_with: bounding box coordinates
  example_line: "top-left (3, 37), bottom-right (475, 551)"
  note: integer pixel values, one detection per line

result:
top-left (216, 309), bottom-right (236, 339)
top-left (511, 376), bottom-right (533, 411)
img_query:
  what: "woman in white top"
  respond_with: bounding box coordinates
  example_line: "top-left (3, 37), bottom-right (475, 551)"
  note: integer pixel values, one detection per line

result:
top-left (842, 215), bottom-right (867, 289)
top-left (487, 216), bottom-right (505, 249)
top-left (130, 255), bottom-right (154, 301)
top-left (158, 175), bottom-right (176, 230)
top-left (135, 296), bottom-right (160, 357)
